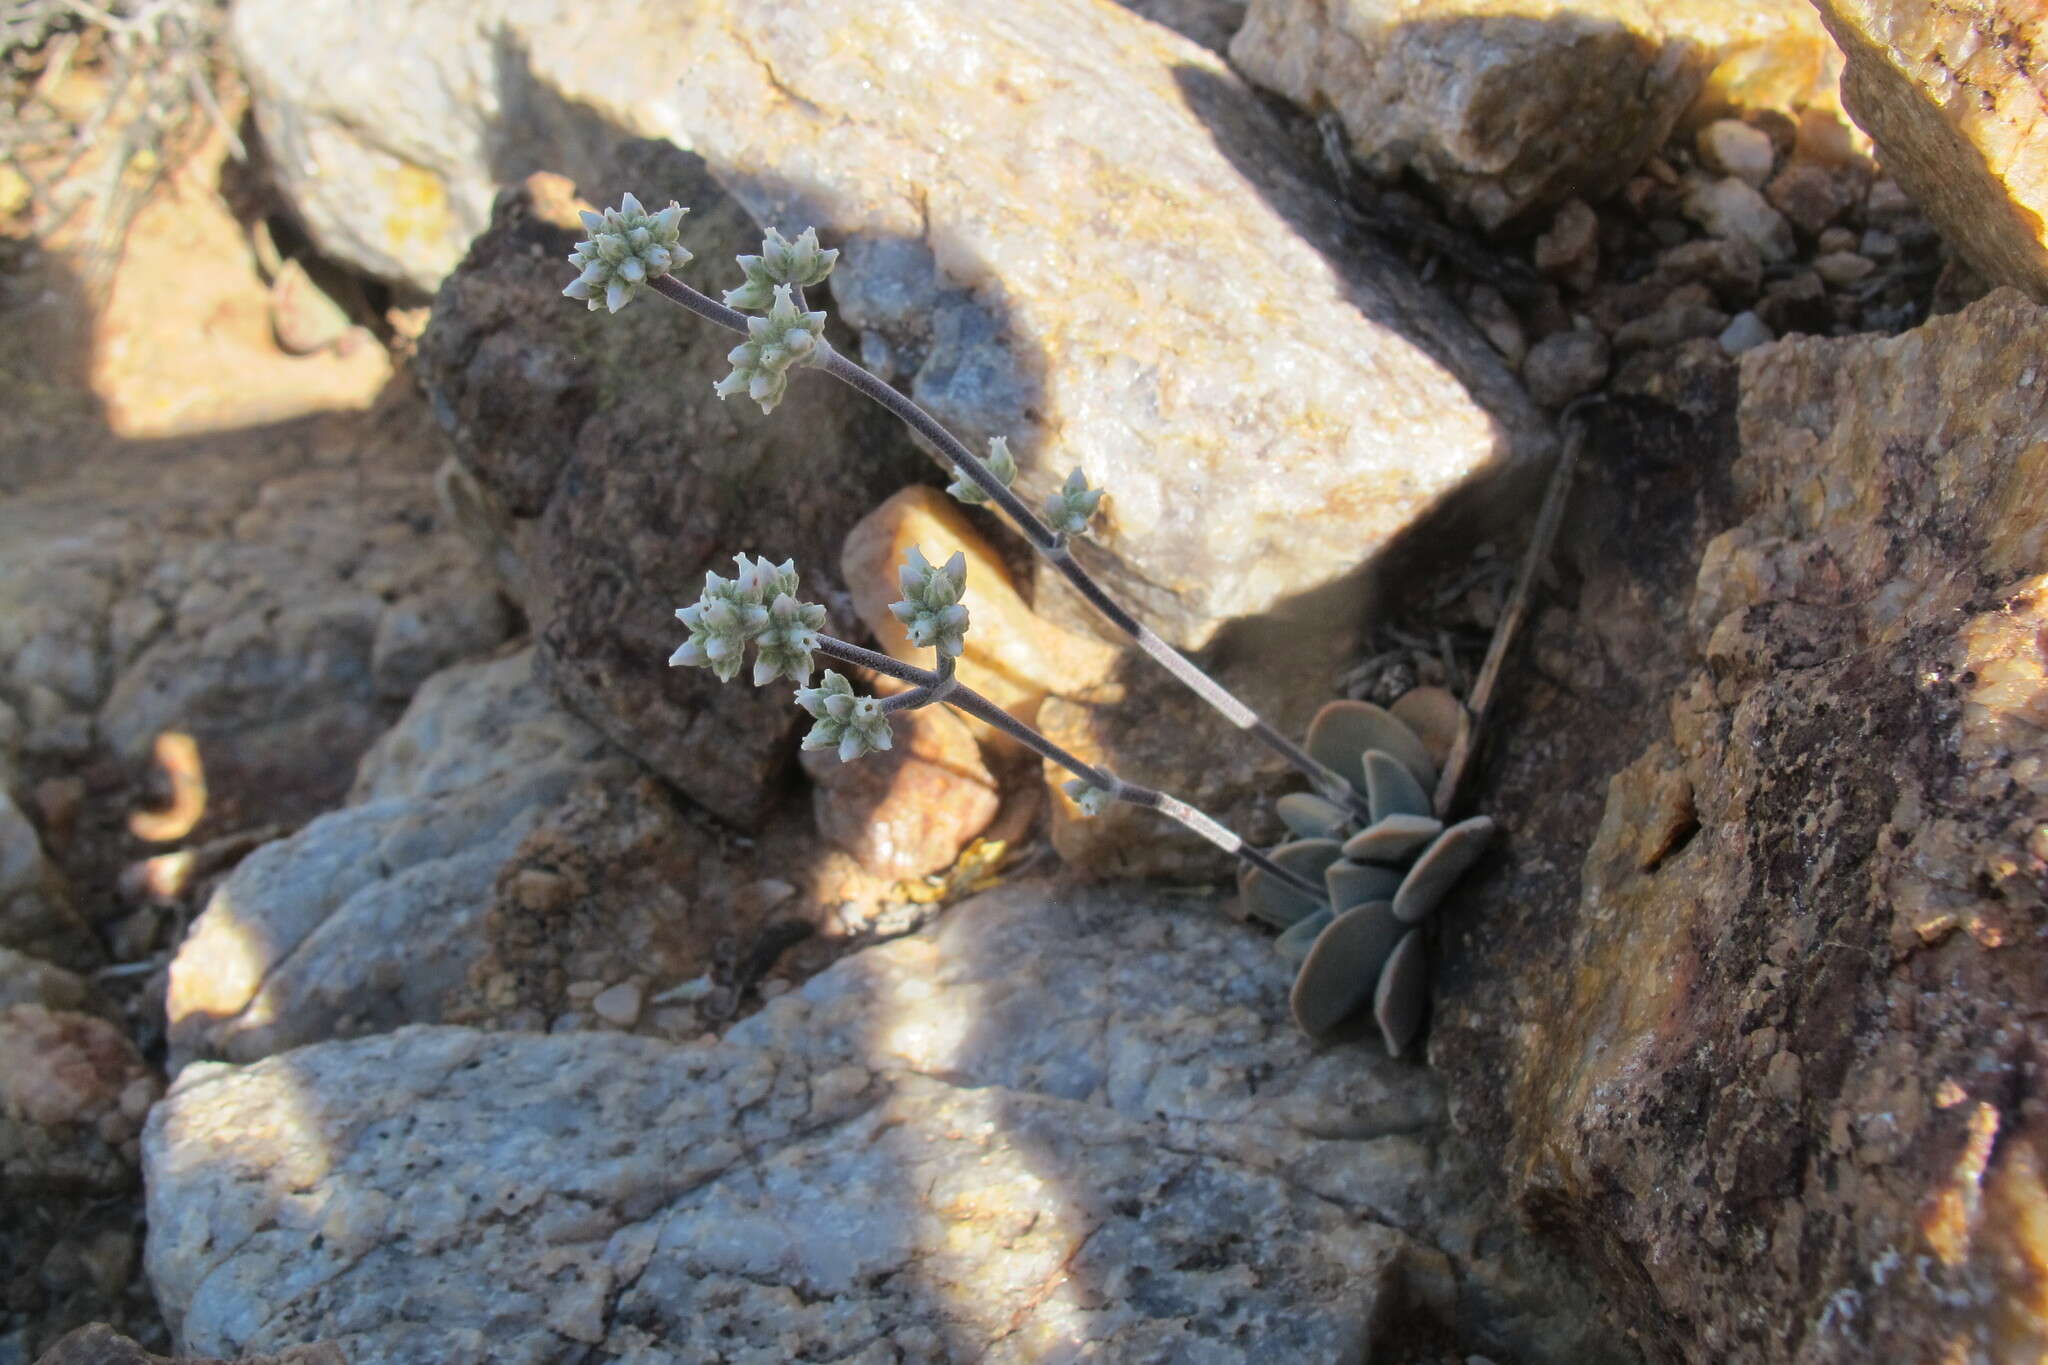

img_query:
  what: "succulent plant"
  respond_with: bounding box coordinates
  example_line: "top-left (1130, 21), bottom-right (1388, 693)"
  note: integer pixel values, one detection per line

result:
top-left (712, 283), bottom-right (829, 414)
top-left (723, 226), bottom-right (839, 312)
top-left (1043, 467), bottom-right (1104, 537)
top-left (947, 435), bottom-right (1017, 506)
top-left (1242, 691), bottom-right (1494, 1057)
top-left (561, 193), bottom-right (690, 313)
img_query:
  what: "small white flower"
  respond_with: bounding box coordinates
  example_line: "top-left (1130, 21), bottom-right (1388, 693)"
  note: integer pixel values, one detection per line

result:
top-left (886, 546), bottom-right (971, 658)
top-left (947, 435), bottom-right (1018, 506)
top-left (795, 671), bottom-right (894, 761)
top-left (562, 193), bottom-right (690, 313)
top-left (724, 226), bottom-right (840, 312)
top-left (1044, 467), bottom-right (1104, 536)
top-left (671, 553), bottom-right (822, 685)
top-left (1062, 779), bottom-right (1114, 816)
top-left (713, 284), bottom-right (829, 414)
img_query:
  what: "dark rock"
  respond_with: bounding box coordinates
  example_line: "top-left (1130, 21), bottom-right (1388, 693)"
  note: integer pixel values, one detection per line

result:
top-left (1434, 288), bottom-right (2048, 1362)
top-left (416, 155), bottom-right (924, 827)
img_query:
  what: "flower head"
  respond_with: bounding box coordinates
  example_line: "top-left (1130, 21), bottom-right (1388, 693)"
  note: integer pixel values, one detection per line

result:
top-left (562, 193), bottom-right (690, 313)
top-left (887, 545), bottom-right (971, 658)
top-left (946, 435), bottom-right (1018, 506)
top-left (712, 284), bottom-right (829, 415)
top-left (724, 226), bottom-right (839, 312)
top-left (670, 553), bottom-right (822, 685)
top-left (1062, 779), bottom-right (1115, 816)
top-left (1044, 467), bottom-right (1104, 537)
top-left (795, 670), bottom-right (894, 762)
top-left (753, 591), bottom-right (829, 686)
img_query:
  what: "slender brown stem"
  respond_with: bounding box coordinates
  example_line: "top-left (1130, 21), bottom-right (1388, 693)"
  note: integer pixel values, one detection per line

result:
top-left (1432, 404), bottom-right (1591, 815)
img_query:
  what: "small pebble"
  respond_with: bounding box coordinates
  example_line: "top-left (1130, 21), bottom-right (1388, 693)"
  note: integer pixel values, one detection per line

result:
top-left (1696, 119), bottom-right (1774, 188)
top-left (1682, 175), bottom-right (1794, 262)
top-left (1813, 251), bottom-right (1876, 287)
top-left (1717, 311), bottom-right (1775, 355)
top-left (590, 981), bottom-right (643, 1027)
top-left (1860, 228), bottom-right (1899, 259)
top-left (1534, 198), bottom-right (1599, 292)
top-left (1817, 226), bottom-right (1858, 255)
top-left (1522, 328), bottom-right (1611, 408)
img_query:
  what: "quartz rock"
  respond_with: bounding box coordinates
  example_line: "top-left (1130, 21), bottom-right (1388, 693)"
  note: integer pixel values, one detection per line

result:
top-left (239, 0), bottom-right (1550, 652)
top-left (145, 879), bottom-right (1626, 1363)
top-left (1811, 0), bottom-right (2048, 299)
top-left (165, 650), bottom-right (627, 1068)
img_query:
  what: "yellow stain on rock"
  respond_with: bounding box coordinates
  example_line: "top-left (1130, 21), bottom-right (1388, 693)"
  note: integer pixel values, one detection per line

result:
top-left (379, 160), bottom-right (456, 258)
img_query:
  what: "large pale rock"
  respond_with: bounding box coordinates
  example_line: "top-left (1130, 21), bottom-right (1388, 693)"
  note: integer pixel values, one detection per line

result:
top-left (417, 160), bottom-right (923, 828)
top-left (165, 647), bottom-right (889, 1063)
top-left (1232, 0), bottom-right (1844, 230)
top-left (1433, 290), bottom-right (2048, 1361)
top-left (1811, 1), bottom-right (2048, 301)
top-left (239, 0), bottom-right (1549, 652)
top-left (0, 404), bottom-right (511, 830)
top-left (146, 879), bottom-right (1626, 1363)
top-left (165, 650), bottom-right (628, 1068)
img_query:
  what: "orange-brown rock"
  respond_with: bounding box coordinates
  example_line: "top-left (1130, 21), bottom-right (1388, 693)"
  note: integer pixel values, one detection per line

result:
top-left (1811, 1), bottom-right (2048, 300)
top-left (799, 701), bottom-right (999, 880)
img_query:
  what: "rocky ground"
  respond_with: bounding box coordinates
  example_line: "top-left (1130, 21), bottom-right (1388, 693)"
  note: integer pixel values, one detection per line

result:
top-left (4, 0), bottom-right (2044, 1362)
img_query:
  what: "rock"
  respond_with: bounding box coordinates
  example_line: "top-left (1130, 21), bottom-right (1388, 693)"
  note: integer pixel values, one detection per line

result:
top-left (145, 878), bottom-right (1626, 1363)
top-left (587, 981), bottom-right (642, 1029)
top-left (1810, 0), bottom-right (2048, 300)
top-left (1435, 289), bottom-right (2048, 1361)
top-left (1655, 236), bottom-right (1764, 304)
top-left (1812, 250), bottom-right (1876, 286)
top-left (165, 649), bottom-right (628, 1067)
top-left (1715, 310), bottom-right (1775, 354)
top-left (1612, 302), bottom-right (1732, 353)
top-left (1696, 118), bottom-right (1776, 187)
top-left (1681, 175), bottom-right (1796, 262)
top-left (1534, 198), bottom-right (1600, 294)
top-left (1232, 0), bottom-right (1841, 229)
top-left (0, 789), bottom-right (92, 971)
top-left (1755, 269), bottom-right (1831, 335)
top-left (0, 400), bottom-right (512, 831)
top-left (2, 1006), bottom-right (158, 1193)
top-left (1764, 159), bottom-right (1860, 237)
top-left (1112, 0), bottom-right (1245, 52)
top-left (0, 947), bottom-right (88, 1013)
top-left (839, 486), bottom-right (1124, 744)
top-left (799, 701), bottom-right (999, 881)
top-left (1463, 283), bottom-right (1528, 368)
top-left (242, 0), bottom-right (1551, 652)
top-left (1037, 625), bottom-right (1349, 880)
top-left (31, 1324), bottom-right (343, 1365)
top-left (416, 161), bottom-right (926, 828)
top-left (1523, 330), bottom-right (1612, 408)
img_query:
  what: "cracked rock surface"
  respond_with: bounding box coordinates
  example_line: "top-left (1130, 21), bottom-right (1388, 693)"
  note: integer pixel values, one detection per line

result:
top-left (0, 399), bottom-right (512, 832)
top-left (145, 879), bottom-right (1628, 1364)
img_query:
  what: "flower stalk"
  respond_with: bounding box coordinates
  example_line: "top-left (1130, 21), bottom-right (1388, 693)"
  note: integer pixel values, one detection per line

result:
top-left (637, 254), bottom-right (1370, 820)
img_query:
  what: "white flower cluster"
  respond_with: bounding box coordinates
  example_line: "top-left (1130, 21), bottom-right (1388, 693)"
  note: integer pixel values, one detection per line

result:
top-left (724, 226), bottom-right (839, 312)
top-left (887, 546), bottom-right (971, 658)
top-left (946, 435), bottom-right (1018, 506)
top-left (1044, 468), bottom-right (1105, 536)
top-left (562, 193), bottom-right (689, 313)
top-left (713, 285), bottom-right (829, 415)
top-left (795, 671), bottom-right (894, 762)
top-left (669, 554), bottom-right (827, 686)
